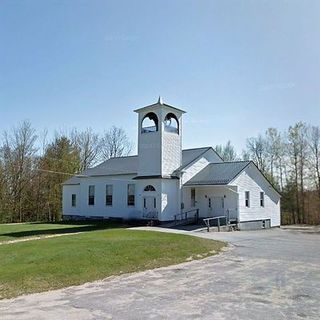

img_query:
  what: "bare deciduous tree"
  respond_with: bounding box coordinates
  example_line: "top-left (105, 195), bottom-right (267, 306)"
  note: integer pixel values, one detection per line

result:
top-left (265, 128), bottom-right (287, 189)
top-left (287, 122), bottom-right (308, 223)
top-left (100, 126), bottom-right (133, 161)
top-left (245, 135), bottom-right (267, 172)
top-left (71, 128), bottom-right (101, 171)
top-left (215, 141), bottom-right (238, 161)
top-left (0, 121), bottom-right (38, 221)
top-left (308, 126), bottom-right (320, 199)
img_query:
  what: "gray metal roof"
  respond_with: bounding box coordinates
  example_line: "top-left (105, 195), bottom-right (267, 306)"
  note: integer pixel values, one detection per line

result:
top-left (184, 161), bottom-right (251, 186)
top-left (181, 147), bottom-right (211, 167)
top-left (83, 156), bottom-right (138, 176)
top-left (63, 147), bottom-right (224, 185)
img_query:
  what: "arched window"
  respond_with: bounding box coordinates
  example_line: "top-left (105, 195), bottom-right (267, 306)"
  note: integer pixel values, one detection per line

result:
top-left (141, 112), bottom-right (158, 133)
top-left (144, 185), bottom-right (156, 192)
top-left (164, 113), bottom-right (179, 134)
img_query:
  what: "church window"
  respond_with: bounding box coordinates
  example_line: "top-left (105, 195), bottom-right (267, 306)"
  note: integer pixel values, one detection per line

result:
top-left (106, 185), bottom-right (113, 206)
top-left (144, 185), bottom-right (156, 192)
top-left (88, 185), bottom-right (95, 206)
top-left (71, 194), bottom-right (76, 207)
top-left (127, 184), bottom-right (135, 206)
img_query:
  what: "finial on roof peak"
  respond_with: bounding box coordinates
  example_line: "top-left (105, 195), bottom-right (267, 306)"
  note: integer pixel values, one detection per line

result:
top-left (157, 96), bottom-right (163, 105)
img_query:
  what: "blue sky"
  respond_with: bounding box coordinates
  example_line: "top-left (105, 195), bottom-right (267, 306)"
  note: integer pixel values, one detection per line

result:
top-left (1, 0), bottom-right (319, 154)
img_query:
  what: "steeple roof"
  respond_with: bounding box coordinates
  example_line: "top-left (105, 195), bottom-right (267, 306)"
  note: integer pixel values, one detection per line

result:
top-left (134, 97), bottom-right (186, 114)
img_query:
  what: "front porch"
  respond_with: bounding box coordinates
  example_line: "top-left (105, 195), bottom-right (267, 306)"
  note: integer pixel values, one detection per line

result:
top-left (182, 185), bottom-right (239, 223)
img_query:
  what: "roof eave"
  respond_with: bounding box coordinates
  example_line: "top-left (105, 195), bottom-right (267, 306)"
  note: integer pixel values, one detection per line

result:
top-left (183, 183), bottom-right (229, 187)
top-left (134, 103), bottom-right (186, 114)
top-left (133, 175), bottom-right (179, 180)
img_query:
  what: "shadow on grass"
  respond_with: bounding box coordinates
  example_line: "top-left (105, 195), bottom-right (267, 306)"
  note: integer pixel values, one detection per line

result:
top-left (0, 220), bottom-right (125, 239)
top-left (166, 224), bottom-right (206, 231)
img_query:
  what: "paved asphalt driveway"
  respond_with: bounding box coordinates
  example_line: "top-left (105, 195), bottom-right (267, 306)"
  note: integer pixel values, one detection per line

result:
top-left (1, 227), bottom-right (319, 320)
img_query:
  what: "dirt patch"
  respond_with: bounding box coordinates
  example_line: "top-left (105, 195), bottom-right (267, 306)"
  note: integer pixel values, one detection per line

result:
top-left (0, 232), bottom-right (82, 245)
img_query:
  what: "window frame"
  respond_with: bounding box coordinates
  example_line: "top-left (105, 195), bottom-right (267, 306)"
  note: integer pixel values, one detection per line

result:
top-left (88, 185), bottom-right (95, 206)
top-left (260, 191), bottom-right (265, 207)
top-left (144, 185), bottom-right (156, 192)
top-left (71, 194), bottom-right (76, 207)
top-left (106, 184), bottom-right (113, 206)
top-left (127, 184), bottom-right (135, 207)
top-left (245, 191), bottom-right (250, 208)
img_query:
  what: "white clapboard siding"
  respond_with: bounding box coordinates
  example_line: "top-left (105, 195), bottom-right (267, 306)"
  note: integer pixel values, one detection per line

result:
top-left (63, 175), bottom-right (158, 220)
top-left (161, 179), bottom-right (180, 221)
top-left (182, 149), bottom-right (223, 185)
top-left (63, 176), bottom-right (179, 222)
top-left (62, 184), bottom-right (81, 216)
top-left (232, 163), bottom-right (280, 227)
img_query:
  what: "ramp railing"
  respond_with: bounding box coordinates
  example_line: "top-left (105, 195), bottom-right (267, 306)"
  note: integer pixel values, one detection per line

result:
top-left (174, 209), bottom-right (199, 225)
top-left (203, 216), bottom-right (227, 232)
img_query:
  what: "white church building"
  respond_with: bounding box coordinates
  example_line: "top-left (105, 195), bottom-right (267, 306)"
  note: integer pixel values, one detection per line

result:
top-left (62, 98), bottom-right (281, 230)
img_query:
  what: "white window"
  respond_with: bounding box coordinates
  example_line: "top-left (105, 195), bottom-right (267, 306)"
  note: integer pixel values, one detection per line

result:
top-left (245, 191), bottom-right (250, 207)
top-left (127, 184), bottom-right (135, 206)
top-left (260, 192), bottom-right (265, 207)
top-left (106, 185), bottom-right (113, 206)
top-left (88, 185), bottom-right (95, 206)
top-left (191, 188), bottom-right (196, 207)
top-left (71, 194), bottom-right (76, 207)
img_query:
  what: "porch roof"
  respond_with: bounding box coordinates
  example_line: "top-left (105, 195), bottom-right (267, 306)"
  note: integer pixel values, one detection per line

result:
top-left (184, 161), bottom-right (250, 186)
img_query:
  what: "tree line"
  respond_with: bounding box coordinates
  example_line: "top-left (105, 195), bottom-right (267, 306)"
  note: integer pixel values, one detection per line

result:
top-left (216, 123), bottom-right (320, 225)
top-left (0, 122), bottom-right (132, 223)
top-left (0, 120), bottom-right (319, 225)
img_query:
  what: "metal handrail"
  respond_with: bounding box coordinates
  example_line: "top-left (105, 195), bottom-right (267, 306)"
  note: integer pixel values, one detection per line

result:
top-left (174, 209), bottom-right (199, 225)
top-left (203, 216), bottom-right (227, 232)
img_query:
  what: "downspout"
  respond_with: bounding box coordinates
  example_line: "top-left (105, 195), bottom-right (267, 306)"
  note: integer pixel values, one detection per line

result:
top-left (236, 187), bottom-right (240, 225)
top-left (179, 170), bottom-right (185, 214)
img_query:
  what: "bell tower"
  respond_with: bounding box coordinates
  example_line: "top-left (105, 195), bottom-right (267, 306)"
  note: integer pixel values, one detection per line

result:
top-left (134, 97), bottom-right (185, 178)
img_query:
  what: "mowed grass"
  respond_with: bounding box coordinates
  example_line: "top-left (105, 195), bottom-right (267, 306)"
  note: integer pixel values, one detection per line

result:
top-left (0, 227), bottom-right (225, 299)
top-left (0, 221), bottom-right (120, 241)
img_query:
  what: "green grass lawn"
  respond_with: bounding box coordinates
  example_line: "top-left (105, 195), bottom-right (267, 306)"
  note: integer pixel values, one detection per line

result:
top-left (0, 225), bottom-right (225, 299)
top-left (0, 221), bottom-right (121, 241)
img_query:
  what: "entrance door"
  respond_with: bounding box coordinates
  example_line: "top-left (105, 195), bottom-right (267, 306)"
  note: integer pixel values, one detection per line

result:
top-left (208, 197), bottom-right (224, 217)
top-left (213, 196), bottom-right (224, 216)
top-left (143, 197), bottom-right (156, 212)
